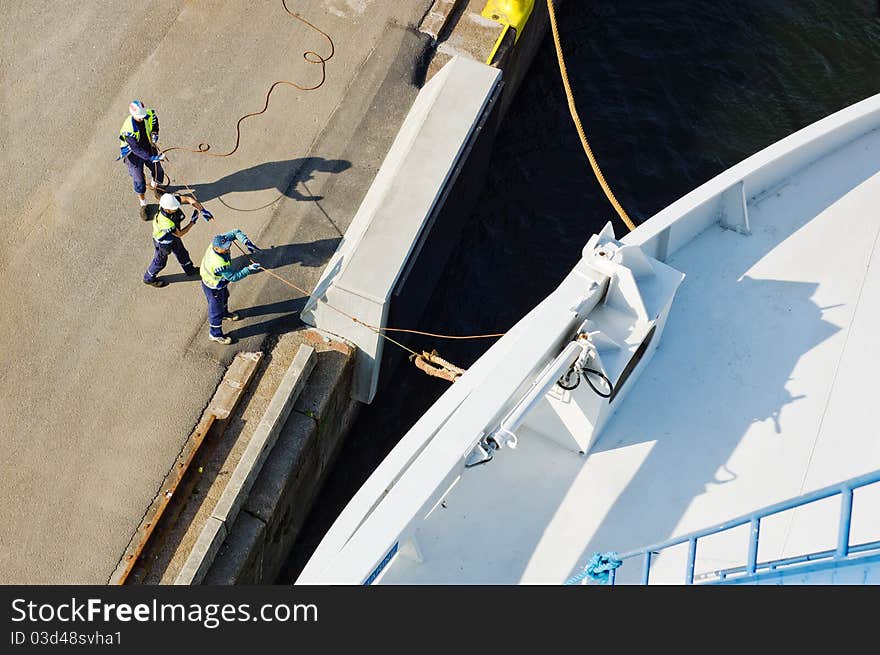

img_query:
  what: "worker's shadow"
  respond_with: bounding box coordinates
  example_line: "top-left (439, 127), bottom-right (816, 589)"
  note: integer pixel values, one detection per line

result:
top-left (227, 296), bottom-right (309, 339)
top-left (243, 237), bottom-right (342, 270)
top-left (224, 237), bottom-right (341, 340)
top-left (182, 157), bottom-right (352, 203)
top-left (163, 235), bottom-right (340, 286)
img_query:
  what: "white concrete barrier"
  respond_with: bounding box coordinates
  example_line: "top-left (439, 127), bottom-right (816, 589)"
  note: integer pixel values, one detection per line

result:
top-left (300, 56), bottom-right (503, 403)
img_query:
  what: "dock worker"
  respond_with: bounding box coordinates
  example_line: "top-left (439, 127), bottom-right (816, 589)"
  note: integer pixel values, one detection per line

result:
top-left (118, 100), bottom-right (166, 221)
top-left (200, 230), bottom-right (262, 344)
top-left (143, 192), bottom-right (214, 288)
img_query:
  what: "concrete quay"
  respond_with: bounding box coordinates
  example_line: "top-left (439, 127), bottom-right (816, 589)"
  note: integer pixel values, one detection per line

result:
top-left (0, 0), bottom-right (436, 584)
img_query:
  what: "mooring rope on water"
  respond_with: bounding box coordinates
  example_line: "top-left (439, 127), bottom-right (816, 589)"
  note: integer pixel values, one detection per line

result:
top-left (546, 0), bottom-right (636, 232)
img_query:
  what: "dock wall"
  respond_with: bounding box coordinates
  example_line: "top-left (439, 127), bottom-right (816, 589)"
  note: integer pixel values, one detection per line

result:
top-left (201, 334), bottom-right (359, 584)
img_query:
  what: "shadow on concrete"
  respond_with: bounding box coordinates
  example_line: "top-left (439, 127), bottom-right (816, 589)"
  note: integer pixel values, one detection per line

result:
top-left (161, 271), bottom-right (201, 285)
top-left (141, 203), bottom-right (159, 222)
top-left (225, 297), bottom-right (309, 341)
top-left (220, 236), bottom-right (341, 340)
top-left (244, 237), bottom-right (342, 270)
top-left (182, 157), bottom-right (352, 204)
top-left (234, 297), bottom-right (305, 320)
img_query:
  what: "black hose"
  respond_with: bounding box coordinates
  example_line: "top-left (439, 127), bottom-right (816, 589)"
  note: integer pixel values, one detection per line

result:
top-left (582, 367), bottom-right (613, 398)
top-left (557, 367), bottom-right (581, 390)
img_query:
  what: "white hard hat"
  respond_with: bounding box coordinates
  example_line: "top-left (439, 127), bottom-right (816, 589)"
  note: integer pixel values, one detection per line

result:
top-left (129, 100), bottom-right (148, 119)
top-left (159, 193), bottom-right (181, 211)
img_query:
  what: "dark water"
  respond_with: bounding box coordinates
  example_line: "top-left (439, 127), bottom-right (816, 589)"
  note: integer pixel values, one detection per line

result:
top-left (279, 0), bottom-right (880, 581)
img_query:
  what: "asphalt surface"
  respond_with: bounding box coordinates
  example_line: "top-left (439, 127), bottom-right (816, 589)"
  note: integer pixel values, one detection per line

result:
top-left (0, 0), bottom-right (432, 583)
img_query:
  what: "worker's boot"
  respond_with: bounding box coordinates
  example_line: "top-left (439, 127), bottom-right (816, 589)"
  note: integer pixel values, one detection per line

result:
top-left (149, 179), bottom-right (161, 199)
top-left (223, 312), bottom-right (240, 321)
top-left (209, 334), bottom-right (233, 345)
top-left (143, 278), bottom-right (168, 288)
top-left (185, 266), bottom-right (200, 277)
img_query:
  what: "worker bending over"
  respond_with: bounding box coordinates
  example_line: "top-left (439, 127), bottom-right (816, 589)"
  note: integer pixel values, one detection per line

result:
top-left (144, 193), bottom-right (214, 288)
top-left (200, 230), bottom-right (261, 345)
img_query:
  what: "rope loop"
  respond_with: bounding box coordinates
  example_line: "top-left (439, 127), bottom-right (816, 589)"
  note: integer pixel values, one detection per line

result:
top-left (161, 0), bottom-right (335, 160)
top-left (564, 551), bottom-right (623, 585)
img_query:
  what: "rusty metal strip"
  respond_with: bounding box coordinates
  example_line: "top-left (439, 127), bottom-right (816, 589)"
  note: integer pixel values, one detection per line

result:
top-left (109, 351), bottom-right (263, 585)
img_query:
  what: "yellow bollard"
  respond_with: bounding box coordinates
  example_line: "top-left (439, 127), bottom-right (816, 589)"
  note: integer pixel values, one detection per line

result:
top-left (482, 0), bottom-right (535, 65)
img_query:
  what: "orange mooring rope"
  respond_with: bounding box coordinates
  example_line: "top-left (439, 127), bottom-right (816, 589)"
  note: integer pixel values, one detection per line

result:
top-left (546, 0), bottom-right (636, 232)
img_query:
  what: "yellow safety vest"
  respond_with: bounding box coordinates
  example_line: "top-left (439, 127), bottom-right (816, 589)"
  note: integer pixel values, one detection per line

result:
top-left (201, 247), bottom-right (231, 289)
top-left (118, 110), bottom-right (157, 153)
top-left (152, 209), bottom-right (178, 243)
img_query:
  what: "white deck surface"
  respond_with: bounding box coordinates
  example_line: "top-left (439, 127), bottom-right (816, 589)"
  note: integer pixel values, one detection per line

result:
top-left (382, 130), bottom-right (880, 584)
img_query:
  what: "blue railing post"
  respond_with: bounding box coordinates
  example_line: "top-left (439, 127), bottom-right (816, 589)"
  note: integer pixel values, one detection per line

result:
top-left (746, 517), bottom-right (760, 574)
top-left (836, 488), bottom-right (853, 558)
top-left (641, 551), bottom-right (652, 584)
top-left (685, 538), bottom-right (697, 585)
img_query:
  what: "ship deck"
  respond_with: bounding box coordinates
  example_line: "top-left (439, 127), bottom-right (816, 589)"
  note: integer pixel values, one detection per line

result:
top-left (381, 128), bottom-right (880, 584)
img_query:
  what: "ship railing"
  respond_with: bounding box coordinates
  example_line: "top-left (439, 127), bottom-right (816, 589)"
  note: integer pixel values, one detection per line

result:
top-left (601, 468), bottom-right (880, 585)
top-left (694, 538), bottom-right (880, 582)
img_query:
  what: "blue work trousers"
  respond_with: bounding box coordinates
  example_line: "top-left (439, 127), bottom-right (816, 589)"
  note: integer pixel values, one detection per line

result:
top-left (202, 282), bottom-right (231, 337)
top-left (144, 237), bottom-right (194, 282)
top-left (126, 154), bottom-right (164, 194)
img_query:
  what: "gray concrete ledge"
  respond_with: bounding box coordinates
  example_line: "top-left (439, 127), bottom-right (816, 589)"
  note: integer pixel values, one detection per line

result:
top-left (206, 338), bottom-right (360, 583)
top-left (174, 345), bottom-right (316, 585)
top-left (203, 510), bottom-right (266, 585)
top-left (174, 517), bottom-right (226, 586)
top-left (211, 345), bottom-right (317, 528)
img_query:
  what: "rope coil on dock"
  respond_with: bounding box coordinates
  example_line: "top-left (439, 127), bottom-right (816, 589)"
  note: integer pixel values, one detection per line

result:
top-left (161, 1), bottom-right (334, 160)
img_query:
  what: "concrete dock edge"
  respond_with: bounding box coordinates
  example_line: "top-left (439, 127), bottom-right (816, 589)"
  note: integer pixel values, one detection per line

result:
top-left (212, 345), bottom-right (317, 528)
top-left (174, 345), bottom-right (317, 584)
top-left (204, 334), bottom-right (359, 584)
top-left (174, 517), bottom-right (227, 586)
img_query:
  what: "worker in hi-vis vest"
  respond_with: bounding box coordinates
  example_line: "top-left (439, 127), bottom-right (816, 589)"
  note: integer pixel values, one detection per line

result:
top-left (143, 193), bottom-right (214, 288)
top-left (118, 100), bottom-right (165, 221)
top-left (200, 230), bottom-right (261, 344)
